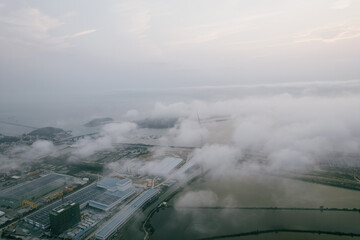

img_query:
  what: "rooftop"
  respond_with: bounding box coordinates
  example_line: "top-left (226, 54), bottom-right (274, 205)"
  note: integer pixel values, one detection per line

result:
top-left (0, 173), bottom-right (71, 200)
top-left (97, 178), bottom-right (131, 188)
top-left (150, 157), bottom-right (184, 176)
top-left (95, 189), bottom-right (158, 239)
top-left (25, 183), bottom-right (104, 228)
top-left (51, 201), bottom-right (78, 216)
top-left (25, 178), bottom-right (135, 228)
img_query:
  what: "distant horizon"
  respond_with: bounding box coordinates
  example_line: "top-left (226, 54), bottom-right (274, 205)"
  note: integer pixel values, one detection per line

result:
top-left (1, 0), bottom-right (360, 96)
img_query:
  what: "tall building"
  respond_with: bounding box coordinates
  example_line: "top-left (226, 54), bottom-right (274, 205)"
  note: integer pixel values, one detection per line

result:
top-left (49, 201), bottom-right (81, 235)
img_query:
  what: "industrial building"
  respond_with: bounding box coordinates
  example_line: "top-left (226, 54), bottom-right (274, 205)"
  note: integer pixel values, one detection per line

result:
top-left (25, 178), bottom-right (135, 229)
top-left (96, 178), bottom-right (132, 192)
top-left (66, 217), bottom-right (96, 239)
top-left (0, 173), bottom-right (72, 208)
top-left (117, 160), bottom-right (147, 176)
top-left (150, 157), bottom-right (184, 176)
top-left (88, 178), bottom-right (135, 211)
top-left (95, 188), bottom-right (158, 240)
top-left (50, 201), bottom-right (81, 235)
top-left (173, 159), bottom-right (199, 179)
top-left (119, 157), bottom-right (184, 177)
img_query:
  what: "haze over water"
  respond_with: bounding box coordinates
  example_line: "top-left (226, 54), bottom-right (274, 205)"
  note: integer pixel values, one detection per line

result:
top-left (2, 79), bottom-right (359, 136)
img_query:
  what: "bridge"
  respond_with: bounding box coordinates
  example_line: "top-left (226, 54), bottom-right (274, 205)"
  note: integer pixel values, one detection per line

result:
top-left (0, 120), bottom-right (38, 130)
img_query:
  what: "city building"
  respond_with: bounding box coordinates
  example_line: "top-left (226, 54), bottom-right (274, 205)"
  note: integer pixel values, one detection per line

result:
top-left (50, 201), bottom-right (81, 235)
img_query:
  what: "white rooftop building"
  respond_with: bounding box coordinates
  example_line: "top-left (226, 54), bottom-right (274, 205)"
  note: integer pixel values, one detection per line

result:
top-left (96, 178), bottom-right (133, 192)
top-left (150, 157), bottom-right (184, 177)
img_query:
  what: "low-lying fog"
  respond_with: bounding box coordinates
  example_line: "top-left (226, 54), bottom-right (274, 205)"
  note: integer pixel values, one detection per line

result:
top-left (1, 81), bottom-right (360, 175)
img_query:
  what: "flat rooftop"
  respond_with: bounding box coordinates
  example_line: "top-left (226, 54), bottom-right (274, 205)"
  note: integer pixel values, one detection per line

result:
top-left (151, 157), bottom-right (183, 176)
top-left (95, 189), bottom-right (158, 240)
top-left (97, 178), bottom-right (131, 188)
top-left (25, 183), bottom-right (105, 228)
top-left (51, 201), bottom-right (78, 215)
top-left (25, 178), bottom-right (135, 228)
top-left (0, 173), bottom-right (71, 200)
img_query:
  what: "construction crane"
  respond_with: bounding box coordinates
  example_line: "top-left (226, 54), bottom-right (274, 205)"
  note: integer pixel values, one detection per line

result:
top-left (47, 191), bottom-right (63, 201)
top-left (46, 185), bottom-right (77, 202)
top-left (64, 185), bottom-right (77, 192)
top-left (22, 200), bottom-right (36, 209)
top-left (26, 169), bottom-right (40, 177)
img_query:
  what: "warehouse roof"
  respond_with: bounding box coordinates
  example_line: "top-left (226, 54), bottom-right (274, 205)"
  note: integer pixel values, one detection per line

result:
top-left (97, 178), bottom-right (131, 189)
top-left (25, 178), bottom-right (135, 228)
top-left (95, 189), bottom-right (158, 239)
top-left (0, 173), bottom-right (71, 200)
top-left (25, 183), bottom-right (103, 228)
top-left (150, 157), bottom-right (183, 176)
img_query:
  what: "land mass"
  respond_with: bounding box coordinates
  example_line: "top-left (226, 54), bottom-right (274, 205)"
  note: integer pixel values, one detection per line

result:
top-left (84, 117), bottom-right (113, 127)
top-left (28, 127), bottom-right (71, 139)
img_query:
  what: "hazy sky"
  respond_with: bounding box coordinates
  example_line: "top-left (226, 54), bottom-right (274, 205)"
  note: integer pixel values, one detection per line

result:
top-left (1, 0), bottom-right (359, 95)
top-left (0, 1), bottom-right (359, 178)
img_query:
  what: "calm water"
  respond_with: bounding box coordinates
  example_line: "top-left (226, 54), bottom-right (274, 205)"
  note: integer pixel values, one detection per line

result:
top-left (147, 175), bottom-right (360, 240)
top-left (226, 233), bottom-right (360, 240)
top-left (150, 209), bottom-right (360, 240)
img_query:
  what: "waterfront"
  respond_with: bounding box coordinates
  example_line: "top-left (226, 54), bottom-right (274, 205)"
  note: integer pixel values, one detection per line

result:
top-left (148, 174), bottom-right (360, 240)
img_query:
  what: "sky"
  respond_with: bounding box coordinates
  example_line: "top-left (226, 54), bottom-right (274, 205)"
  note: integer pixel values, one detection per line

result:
top-left (0, 0), bottom-right (359, 94)
top-left (0, 0), bottom-right (359, 134)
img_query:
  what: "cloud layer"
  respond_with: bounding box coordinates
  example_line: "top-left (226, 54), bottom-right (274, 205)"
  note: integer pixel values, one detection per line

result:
top-left (0, 140), bottom-right (55, 170)
top-left (131, 92), bottom-right (360, 176)
top-left (71, 122), bottom-right (137, 158)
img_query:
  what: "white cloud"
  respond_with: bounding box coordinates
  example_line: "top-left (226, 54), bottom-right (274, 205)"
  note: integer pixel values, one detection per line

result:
top-left (0, 7), bottom-right (68, 51)
top-left (137, 88), bottom-right (360, 176)
top-left (192, 144), bottom-right (242, 176)
top-left (72, 122), bottom-right (137, 158)
top-left (170, 11), bottom-right (280, 46)
top-left (176, 190), bottom-right (219, 207)
top-left (128, 9), bottom-right (151, 40)
top-left (111, 1), bottom-right (153, 38)
top-left (61, 10), bottom-right (78, 18)
top-left (72, 29), bottom-right (97, 38)
top-left (0, 7), bottom-right (62, 33)
top-left (295, 24), bottom-right (360, 43)
top-left (332, 0), bottom-right (351, 9)
top-left (0, 8), bottom-right (95, 52)
top-left (9, 140), bottom-right (55, 159)
top-left (0, 140), bottom-right (55, 170)
top-left (160, 118), bottom-right (209, 147)
top-left (124, 109), bottom-right (140, 121)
